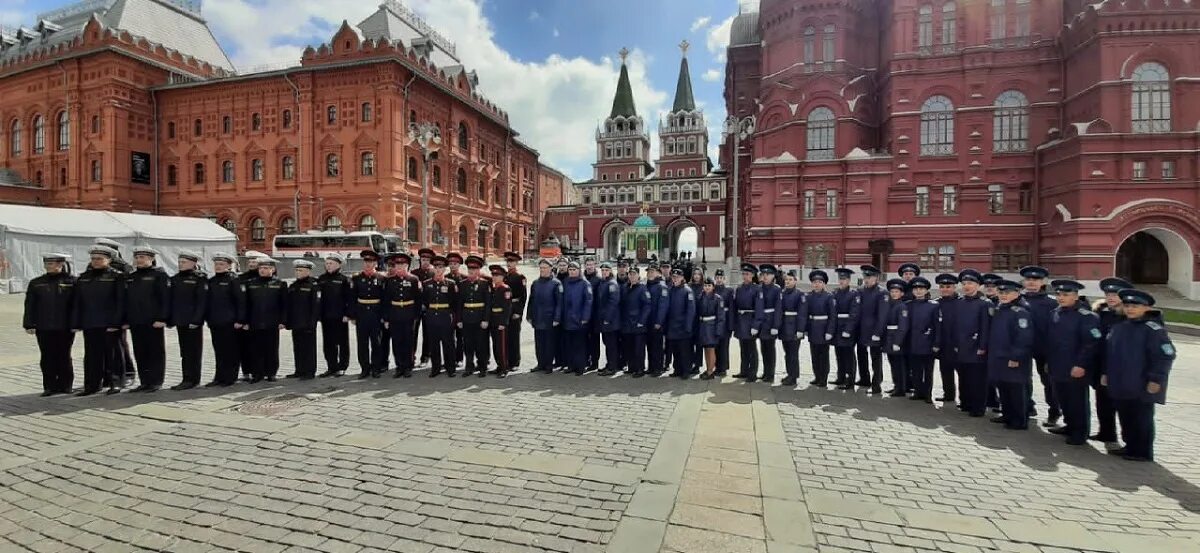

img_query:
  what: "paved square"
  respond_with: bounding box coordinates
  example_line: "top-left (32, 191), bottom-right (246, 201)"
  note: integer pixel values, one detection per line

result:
top-left (2, 292), bottom-right (1199, 552)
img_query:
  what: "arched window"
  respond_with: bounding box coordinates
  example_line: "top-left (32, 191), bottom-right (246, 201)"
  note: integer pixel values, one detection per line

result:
top-left (993, 90), bottom-right (1029, 152)
top-left (432, 166), bottom-right (442, 188)
top-left (57, 111), bottom-right (69, 150)
top-left (1132, 62), bottom-right (1171, 133)
top-left (408, 110), bottom-right (417, 128)
top-left (666, 138), bottom-right (675, 155)
top-left (281, 156), bottom-right (295, 180)
top-left (361, 152), bottom-right (375, 176)
top-left (457, 121), bottom-right (469, 152)
top-left (32, 115), bottom-right (44, 154)
top-left (167, 121), bottom-right (175, 139)
top-left (251, 113), bottom-right (261, 131)
top-left (406, 217), bottom-right (419, 242)
top-left (492, 229), bottom-right (501, 249)
top-left (9, 120), bottom-right (20, 156)
top-left (478, 180), bottom-right (486, 200)
top-left (324, 215), bottom-right (342, 231)
top-left (458, 225), bottom-right (468, 246)
top-left (822, 25), bottom-right (835, 70)
top-left (280, 216), bottom-right (297, 234)
top-left (326, 153), bottom-right (340, 177)
top-left (252, 159), bottom-right (264, 181)
top-left (222, 160), bottom-right (234, 183)
top-left (250, 218), bottom-right (266, 241)
top-left (494, 182), bottom-right (503, 204)
top-left (222, 116), bottom-right (232, 134)
top-left (477, 227), bottom-right (486, 247)
top-left (918, 5), bottom-right (934, 51)
top-left (91, 115), bottom-right (100, 134)
top-left (361, 103), bottom-right (373, 123)
top-left (282, 110), bottom-right (292, 129)
top-left (327, 106), bottom-right (337, 125)
top-left (194, 162), bottom-right (205, 184)
top-left (359, 214), bottom-right (377, 232)
top-left (222, 219), bottom-right (236, 233)
top-left (606, 143), bottom-right (614, 158)
top-left (942, 2), bottom-right (957, 51)
top-left (407, 156), bottom-right (418, 179)
top-left (194, 118), bottom-right (203, 136)
top-left (91, 159), bottom-right (102, 182)
top-left (806, 107), bottom-right (836, 160)
top-left (456, 167), bottom-right (467, 194)
top-left (804, 26), bottom-right (815, 71)
top-left (624, 141), bottom-right (632, 157)
top-left (688, 136), bottom-right (697, 153)
top-left (920, 95), bottom-right (955, 155)
top-left (167, 165), bottom-right (177, 186)
top-left (432, 221), bottom-right (444, 245)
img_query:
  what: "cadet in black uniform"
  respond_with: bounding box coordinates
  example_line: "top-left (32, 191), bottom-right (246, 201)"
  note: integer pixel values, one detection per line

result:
top-left (882, 279), bottom-right (909, 397)
top-left (713, 269), bottom-right (734, 376)
top-left (527, 259), bottom-right (563, 374)
top-left (383, 253), bottom-right (422, 377)
top-left (934, 273), bottom-right (960, 402)
top-left (317, 254), bottom-right (352, 377)
top-left (285, 260), bottom-right (321, 380)
top-left (504, 252), bottom-right (528, 371)
top-left (169, 250), bottom-right (208, 390)
top-left (413, 248), bottom-right (436, 366)
top-left (73, 245), bottom-right (127, 395)
top-left (244, 258), bottom-right (286, 382)
top-left (806, 270), bottom-right (835, 387)
top-left (988, 280), bottom-right (1034, 430)
top-left (488, 264), bottom-right (515, 377)
top-left (1046, 279), bottom-right (1100, 445)
top-left (906, 277), bottom-right (940, 402)
top-left (423, 256), bottom-right (459, 377)
top-left (24, 253), bottom-right (76, 396)
top-left (458, 256), bottom-right (492, 377)
top-left (779, 270), bottom-right (806, 387)
top-left (1090, 277), bottom-right (1131, 445)
top-left (350, 250), bottom-right (388, 378)
top-left (1102, 289), bottom-right (1175, 462)
top-left (855, 265), bottom-right (887, 392)
top-left (237, 256), bottom-right (262, 381)
top-left (125, 246), bottom-right (170, 392)
top-left (205, 253), bottom-right (245, 387)
top-left (831, 268), bottom-right (860, 389)
top-left (94, 238), bottom-right (135, 387)
top-left (446, 252), bottom-right (466, 367)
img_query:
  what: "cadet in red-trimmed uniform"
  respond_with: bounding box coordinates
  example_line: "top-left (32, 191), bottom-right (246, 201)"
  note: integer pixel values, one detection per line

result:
top-left (489, 264), bottom-right (516, 377)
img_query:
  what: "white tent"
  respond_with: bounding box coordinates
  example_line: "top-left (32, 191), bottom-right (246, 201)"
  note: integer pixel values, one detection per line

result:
top-left (0, 205), bottom-right (237, 293)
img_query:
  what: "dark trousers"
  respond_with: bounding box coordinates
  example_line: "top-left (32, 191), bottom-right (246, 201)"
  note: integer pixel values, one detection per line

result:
top-left (758, 336), bottom-right (777, 381)
top-left (210, 325), bottom-right (239, 385)
top-left (427, 319), bottom-right (456, 373)
top-left (938, 355), bottom-right (957, 400)
top-left (887, 352), bottom-right (906, 392)
top-left (810, 343), bottom-right (831, 384)
top-left (82, 329), bottom-right (122, 391)
top-left (998, 381), bottom-right (1029, 429)
top-left (1115, 399), bottom-right (1155, 460)
top-left (668, 338), bottom-right (692, 376)
top-left (414, 318), bottom-right (431, 363)
top-left (237, 329), bottom-right (255, 378)
top-left (390, 319), bottom-right (417, 373)
top-left (250, 329), bottom-right (280, 378)
top-left (380, 326), bottom-right (392, 369)
top-left (602, 331), bottom-right (623, 371)
top-left (119, 330), bottom-right (135, 380)
top-left (716, 335), bottom-right (730, 374)
top-left (910, 355), bottom-right (935, 399)
top-left (507, 321), bottom-right (522, 369)
top-left (36, 330), bottom-right (75, 393)
top-left (987, 384), bottom-right (1001, 409)
top-left (177, 326), bottom-right (204, 384)
top-left (692, 339), bottom-right (703, 372)
top-left (462, 323), bottom-right (490, 373)
top-left (738, 338), bottom-right (759, 377)
top-left (129, 325), bottom-right (166, 387)
top-left (292, 329), bottom-right (318, 377)
top-left (1094, 385), bottom-right (1119, 441)
top-left (356, 324), bottom-right (385, 375)
top-left (454, 325), bottom-right (464, 364)
top-left (648, 330), bottom-right (666, 374)
top-left (904, 354), bottom-right (917, 392)
top-left (959, 363), bottom-right (987, 415)
top-left (1054, 378), bottom-right (1091, 442)
top-left (588, 326), bottom-right (601, 370)
top-left (1029, 357), bottom-right (1060, 418)
top-left (565, 329), bottom-right (588, 372)
top-left (555, 326), bottom-right (568, 368)
top-left (491, 327), bottom-right (509, 372)
top-left (622, 332), bottom-right (646, 374)
top-left (856, 344), bottom-right (883, 386)
top-left (782, 340), bottom-right (801, 381)
top-left (834, 346), bottom-right (855, 385)
top-left (534, 328), bottom-right (556, 371)
top-left (321, 319), bottom-right (350, 372)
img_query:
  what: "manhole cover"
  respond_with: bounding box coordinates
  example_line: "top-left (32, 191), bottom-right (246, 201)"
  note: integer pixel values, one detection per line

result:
top-left (236, 390), bottom-right (330, 416)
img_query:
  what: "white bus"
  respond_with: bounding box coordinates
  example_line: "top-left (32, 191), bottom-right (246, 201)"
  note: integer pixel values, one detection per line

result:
top-left (272, 231), bottom-right (389, 260)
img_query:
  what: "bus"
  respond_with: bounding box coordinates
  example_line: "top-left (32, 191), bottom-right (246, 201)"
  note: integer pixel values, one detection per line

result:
top-left (272, 231), bottom-right (389, 261)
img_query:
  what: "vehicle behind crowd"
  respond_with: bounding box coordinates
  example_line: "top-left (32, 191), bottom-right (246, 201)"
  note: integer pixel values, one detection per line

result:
top-left (273, 231), bottom-right (393, 262)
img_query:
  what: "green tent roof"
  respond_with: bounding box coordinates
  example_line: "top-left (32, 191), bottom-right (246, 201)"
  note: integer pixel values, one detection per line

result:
top-left (671, 56), bottom-right (696, 112)
top-left (609, 62), bottom-right (638, 118)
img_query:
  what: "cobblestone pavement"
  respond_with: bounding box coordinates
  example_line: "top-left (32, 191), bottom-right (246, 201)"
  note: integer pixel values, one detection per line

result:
top-left (1, 288), bottom-right (1199, 552)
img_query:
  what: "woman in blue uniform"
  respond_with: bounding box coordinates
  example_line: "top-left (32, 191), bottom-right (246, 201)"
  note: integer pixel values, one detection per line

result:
top-left (883, 279), bottom-right (909, 397)
top-left (696, 278), bottom-right (726, 380)
top-left (779, 270), bottom-right (806, 387)
top-left (1102, 289), bottom-right (1174, 462)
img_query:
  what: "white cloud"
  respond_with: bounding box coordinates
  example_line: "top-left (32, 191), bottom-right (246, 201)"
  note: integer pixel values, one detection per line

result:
top-left (689, 16), bottom-right (711, 33)
top-left (701, 69), bottom-right (721, 82)
top-left (203, 0), bottom-right (668, 182)
top-left (528, 10), bottom-right (540, 21)
top-left (706, 14), bottom-right (735, 63)
top-left (552, 27), bottom-right (559, 38)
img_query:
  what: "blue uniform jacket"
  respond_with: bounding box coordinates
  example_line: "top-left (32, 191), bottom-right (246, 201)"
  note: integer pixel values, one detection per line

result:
top-left (620, 282), bottom-right (652, 335)
top-left (526, 276), bottom-right (563, 330)
top-left (755, 283), bottom-right (783, 336)
top-left (936, 295), bottom-right (959, 354)
top-left (806, 290), bottom-right (836, 345)
top-left (561, 276), bottom-right (593, 331)
top-left (595, 276), bottom-right (622, 332)
top-left (1104, 313), bottom-right (1174, 404)
top-left (954, 294), bottom-right (992, 365)
top-left (584, 270), bottom-right (602, 321)
top-left (779, 288), bottom-right (806, 341)
top-left (883, 299), bottom-right (909, 354)
top-left (986, 302), bottom-right (1034, 384)
top-left (1092, 303), bottom-right (1124, 388)
top-left (906, 298), bottom-right (940, 355)
top-left (647, 277), bottom-right (671, 329)
top-left (733, 283), bottom-right (760, 340)
top-left (715, 285), bottom-right (735, 337)
top-left (1047, 305), bottom-right (1100, 382)
top-left (696, 292), bottom-right (726, 347)
top-left (666, 284), bottom-right (696, 340)
top-left (832, 287), bottom-right (860, 347)
top-left (1021, 290), bottom-right (1057, 359)
top-left (857, 285), bottom-right (887, 346)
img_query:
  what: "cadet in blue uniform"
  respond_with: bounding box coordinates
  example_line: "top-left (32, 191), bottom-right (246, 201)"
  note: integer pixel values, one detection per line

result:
top-left (713, 269), bottom-right (735, 376)
top-left (24, 253), bottom-right (77, 396)
top-left (317, 254), bottom-right (351, 377)
top-left (1019, 265), bottom-right (1061, 426)
top-left (620, 267), bottom-right (651, 377)
top-left (659, 261), bottom-right (675, 369)
top-left (1090, 277), bottom-right (1131, 444)
top-left (244, 258), bottom-right (286, 382)
top-left (583, 258), bottom-right (602, 372)
top-left (487, 265), bottom-right (514, 377)
top-left (779, 270), bottom-right (806, 387)
top-left (806, 269), bottom-right (836, 387)
top-left (954, 269), bottom-right (992, 416)
top-left (1102, 289), bottom-right (1174, 462)
top-left (169, 250), bottom-right (208, 390)
top-left (755, 264), bottom-right (783, 383)
top-left (596, 262), bottom-right (624, 375)
top-left (855, 265), bottom-right (887, 392)
top-left (562, 262), bottom-right (594, 375)
top-left (125, 246), bottom-right (170, 392)
top-left (646, 265), bottom-right (671, 376)
top-left (504, 252), bottom-right (527, 371)
top-left (898, 263), bottom-right (920, 301)
top-left (458, 256), bottom-right (492, 377)
top-left (832, 268), bottom-right (860, 389)
top-left (383, 253), bottom-right (422, 378)
top-left (423, 256), bottom-right (460, 377)
top-left (1045, 279), bottom-right (1100, 445)
top-left (73, 245), bottom-right (127, 395)
top-left (527, 259), bottom-right (563, 374)
top-left (934, 273), bottom-right (959, 403)
top-left (733, 263), bottom-right (761, 380)
top-left (883, 279), bottom-right (909, 396)
top-left (697, 278), bottom-right (726, 380)
top-left (988, 279), bottom-right (1034, 430)
top-left (350, 251), bottom-right (388, 378)
top-left (906, 277), bottom-right (940, 402)
top-left (284, 260), bottom-right (320, 380)
top-left (666, 268), bottom-right (696, 378)
top-left (205, 253), bottom-right (245, 387)
top-left (981, 272), bottom-right (1002, 411)
top-left (689, 268), bottom-right (706, 374)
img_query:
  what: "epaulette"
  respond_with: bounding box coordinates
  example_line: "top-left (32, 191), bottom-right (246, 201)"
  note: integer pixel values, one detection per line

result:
top-left (1080, 308), bottom-right (1097, 317)
top-left (1011, 305), bottom-right (1026, 312)
top-left (1147, 321), bottom-right (1164, 331)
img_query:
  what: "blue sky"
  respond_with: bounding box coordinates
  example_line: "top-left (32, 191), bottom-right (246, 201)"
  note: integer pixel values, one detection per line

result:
top-left (7, 0), bottom-right (754, 182)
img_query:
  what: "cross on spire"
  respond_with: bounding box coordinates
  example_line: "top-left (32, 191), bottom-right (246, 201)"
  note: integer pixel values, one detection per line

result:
top-left (679, 40), bottom-right (690, 57)
top-left (618, 47), bottom-right (629, 63)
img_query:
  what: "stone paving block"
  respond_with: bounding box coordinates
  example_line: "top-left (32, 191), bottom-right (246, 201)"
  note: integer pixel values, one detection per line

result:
top-left (763, 497), bottom-right (817, 547)
top-left (894, 507), bottom-right (1005, 540)
top-left (760, 466), bottom-right (804, 501)
top-left (675, 484), bottom-right (763, 515)
top-left (447, 447), bottom-right (518, 468)
top-left (624, 482), bottom-right (678, 521)
top-left (643, 431), bottom-right (693, 485)
top-left (508, 452), bottom-right (586, 476)
top-left (661, 524), bottom-right (769, 553)
top-left (668, 503), bottom-right (766, 539)
top-left (606, 516), bottom-right (666, 553)
top-left (993, 519), bottom-right (1116, 552)
top-left (805, 491), bottom-right (904, 525)
top-left (576, 464), bottom-right (641, 487)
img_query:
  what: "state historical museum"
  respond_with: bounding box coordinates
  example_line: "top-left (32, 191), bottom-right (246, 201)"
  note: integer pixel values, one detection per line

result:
top-left (723, 0), bottom-right (1200, 299)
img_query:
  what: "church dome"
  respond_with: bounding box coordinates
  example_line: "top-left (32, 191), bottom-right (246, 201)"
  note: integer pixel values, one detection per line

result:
top-left (633, 213), bottom-right (656, 228)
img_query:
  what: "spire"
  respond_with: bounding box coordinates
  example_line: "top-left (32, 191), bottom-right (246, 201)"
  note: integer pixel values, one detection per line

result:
top-left (609, 47), bottom-right (638, 118)
top-left (671, 40), bottom-right (696, 113)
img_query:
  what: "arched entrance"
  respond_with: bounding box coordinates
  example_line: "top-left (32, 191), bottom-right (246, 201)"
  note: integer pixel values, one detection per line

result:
top-left (601, 220), bottom-right (628, 261)
top-left (1115, 228), bottom-right (1194, 296)
top-left (664, 217), bottom-right (699, 262)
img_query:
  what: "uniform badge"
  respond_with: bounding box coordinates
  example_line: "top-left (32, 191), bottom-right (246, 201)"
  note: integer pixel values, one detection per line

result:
top-left (1147, 321), bottom-right (1163, 331)
top-left (505, 291), bottom-right (512, 299)
top-left (1090, 328), bottom-right (1101, 338)
top-left (1018, 318), bottom-right (1028, 329)
top-left (1162, 343), bottom-right (1176, 356)
top-left (988, 307), bottom-right (996, 316)
top-left (440, 286), bottom-right (448, 293)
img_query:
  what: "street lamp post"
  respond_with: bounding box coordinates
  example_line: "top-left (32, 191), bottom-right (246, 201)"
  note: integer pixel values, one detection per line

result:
top-left (700, 224), bottom-right (707, 265)
top-left (723, 114), bottom-right (755, 271)
top-left (408, 122), bottom-right (442, 249)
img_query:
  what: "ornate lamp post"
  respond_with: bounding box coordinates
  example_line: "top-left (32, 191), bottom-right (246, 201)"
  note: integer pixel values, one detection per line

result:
top-left (722, 114), bottom-right (755, 270)
top-left (407, 122), bottom-right (442, 248)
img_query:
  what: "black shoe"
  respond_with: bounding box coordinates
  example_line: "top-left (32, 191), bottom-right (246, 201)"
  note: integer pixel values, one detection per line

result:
top-left (204, 381), bottom-right (221, 388)
top-left (447, 370), bottom-right (457, 377)
top-left (1089, 434), bottom-right (1118, 443)
top-left (1041, 416), bottom-right (1061, 427)
top-left (40, 390), bottom-right (55, 397)
top-left (429, 370), bottom-right (441, 378)
top-left (265, 376), bottom-right (277, 382)
top-left (333, 371), bottom-right (345, 378)
top-left (105, 387), bottom-right (121, 395)
top-left (869, 387), bottom-right (882, 395)
top-left (218, 382), bottom-right (234, 387)
top-left (394, 370), bottom-right (405, 378)
top-left (1066, 437), bottom-right (1087, 446)
top-left (1107, 447), bottom-right (1128, 456)
top-left (131, 384), bottom-right (150, 392)
top-left (781, 377), bottom-right (797, 386)
top-left (991, 417), bottom-right (1008, 424)
top-left (715, 370), bottom-right (727, 376)
top-left (477, 370), bottom-right (486, 378)
top-left (837, 384), bottom-right (853, 390)
top-left (1122, 454), bottom-right (1153, 462)
top-left (1048, 427), bottom-right (1069, 435)
top-left (171, 382), bottom-right (196, 391)
top-left (318, 370), bottom-right (336, 378)
top-left (357, 372), bottom-right (369, 380)
top-left (632, 371), bottom-right (645, 378)
top-left (700, 373), bottom-right (714, 380)
top-left (909, 394), bottom-right (923, 401)
top-left (370, 371), bottom-right (380, 379)
top-left (284, 374), bottom-right (299, 379)
top-left (734, 372), bottom-right (749, 379)
top-left (887, 390), bottom-right (906, 397)
top-left (299, 375), bottom-right (315, 381)
top-left (496, 370), bottom-right (508, 379)
top-left (854, 380), bottom-right (871, 387)
top-left (250, 376), bottom-right (264, 384)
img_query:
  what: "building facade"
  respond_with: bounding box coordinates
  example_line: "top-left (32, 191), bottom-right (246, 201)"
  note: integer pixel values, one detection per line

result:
top-left (724, 0), bottom-right (1200, 299)
top-left (0, 0), bottom-right (550, 258)
top-left (541, 45), bottom-right (728, 263)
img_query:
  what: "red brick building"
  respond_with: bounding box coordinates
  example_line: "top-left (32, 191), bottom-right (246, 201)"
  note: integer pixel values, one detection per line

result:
top-left (541, 45), bottom-right (728, 263)
top-left (724, 0), bottom-right (1200, 299)
top-left (0, 0), bottom-right (547, 258)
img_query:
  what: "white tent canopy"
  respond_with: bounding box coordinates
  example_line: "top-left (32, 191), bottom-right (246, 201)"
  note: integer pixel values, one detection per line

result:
top-left (0, 205), bottom-right (237, 293)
